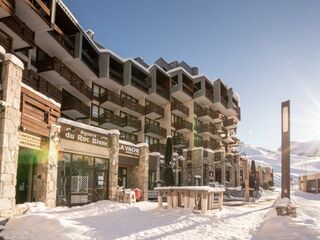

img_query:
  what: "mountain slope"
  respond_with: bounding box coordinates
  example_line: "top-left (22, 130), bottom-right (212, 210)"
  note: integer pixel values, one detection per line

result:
top-left (240, 143), bottom-right (320, 186)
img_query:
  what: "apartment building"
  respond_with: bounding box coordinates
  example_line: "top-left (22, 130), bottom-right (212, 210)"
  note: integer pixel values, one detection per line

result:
top-left (299, 173), bottom-right (320, 193)
top-left (0, 0), bottom-right (243, 216)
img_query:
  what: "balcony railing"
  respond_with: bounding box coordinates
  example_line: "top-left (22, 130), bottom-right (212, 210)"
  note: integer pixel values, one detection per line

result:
top-left (121, 116), bottom-right (141, 131)
top-left (149, 143), bottom-right (166, 154)
top-left (119, 132), bottom-right (138, 144)
top-left (156, 84), bottom-right (170, 100)
top-left (122, 98), bottom-right (145, 115)
top-left (145, 123), bottom-right (166, 138)
top-left (224, 118), bottom-right (237, 128)
top-left (109, 68), bottom-right (124, 85)
top-left (99, 111), bottom-right (122, 127)
top-left (221, 97), bottom-right (228, 108)
top-left (0, 29), bottom-right (12, 53)
top-left (182, 82), bottom-right (193, 97)
top-left (172, 135), bottom-right (189, 147)
top-left (26, 0), bottom-right (51, 22)
top-left (145, 102), bottom-right (164, 118)
top-left (99, 90), bottom-right (122, 107)
top-left (0, 16), bottom-right (34, 46)
top-left (202, 139), bottom-right (223, 151)
top-left (195, 107), bottom-right (222, 121)
top-left (61, 96), bottom-right (90, 117)
top-left (171, 98), bottom-right (189, 116)
top-left (198, 123), bottom-right (220, 135)
top-left (0, 0), bottom-right (15, 14)
top-left (38, 57), bottom-right (92, 99)
top-left (172, 120), bottom-right (193, 132)
top-left (49, 28), bottom-right (75, 56)
top-left (205, 89), bottom-right (213, 101)
top-left (22, 70), bottom-right (62, 103)
top-left (81, 49), bottom-right (99, 76)
top-left (131, 75), bottom-right (150, 93)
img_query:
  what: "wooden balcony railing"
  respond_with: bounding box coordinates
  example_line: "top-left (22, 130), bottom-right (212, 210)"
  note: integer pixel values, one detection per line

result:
top-left (172, 120), bottom-right (193, 132)
top-left (99, 90), bottom-right (122, 106)
top-left (149, 143), bottom-right (166, 154)
top-left (0, 16), bottom-right (34, 46)
top-left (122, 98), bottom-right (145, 115)
top-left (156, 84), bottom-right (170, 100)
top-left (121, 116), bottom-right (141, 131)
top-left (171, 98), bottom-right (189, 116)
top-left (131, 75), bottom-right (150, 93)
top-left (145, 101), bottom-right (164, 118)
top-left (182, 82), bottom-right (193, 97)
top-left (195, 107), bottom-right (222, 121)
top-left (22, 70), bottom-right (62, 103)
top-left (221, 97), bottom-right (228, 108)
top-left (26, 0), bottom-right (51, 22)
top-left (0, 29), bottom-right (12, 53)
top-left (145, 123), bottom-right (166, 138)
top-left (224, 118), bottom-right (237, 128)
top-left (38, 57), bottom-right (92, 99)
top-left (202, 139), bottom-right (223, 151)
top-left (99, 111), bottom-right (122, 127)
top-left (205, 89), bottom-right (213, 101)
top-left (49, 28), bottom-right (75, 57)
top-left (81, 49), bottom-right (99, 76)
top-left (198, 123), bottom-right (220, 135)
top-left (61, 96), bottom-right (90, 117)
top-left (0, 0), bottom-right (15, 15)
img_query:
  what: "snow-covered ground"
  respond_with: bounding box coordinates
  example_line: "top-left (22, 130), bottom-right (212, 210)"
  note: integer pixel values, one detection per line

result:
top-left (240, 143), bottom-right (320, 185)
top-left (1, 189), bottom-right (319, 240)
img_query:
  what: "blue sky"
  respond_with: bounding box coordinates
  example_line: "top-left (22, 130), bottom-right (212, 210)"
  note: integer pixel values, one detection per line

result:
top-left (64, 0), bottom-right (320, 150)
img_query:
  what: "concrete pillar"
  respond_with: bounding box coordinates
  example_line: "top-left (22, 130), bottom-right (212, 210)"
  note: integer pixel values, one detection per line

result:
top-left (0, 49), bottom-right (24, 218)
top-left (108, 133), bottom-right (119, 200)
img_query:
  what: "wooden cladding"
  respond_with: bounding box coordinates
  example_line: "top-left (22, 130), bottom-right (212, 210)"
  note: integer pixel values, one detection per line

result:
top-left (21, 87), bottom-right (60, 137)
top-left (0, 0), bottom-right (15, 15)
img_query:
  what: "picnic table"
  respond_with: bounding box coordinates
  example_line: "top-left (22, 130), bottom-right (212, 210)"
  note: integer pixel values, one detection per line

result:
top-left (154, 186), bottom-right (225, 213)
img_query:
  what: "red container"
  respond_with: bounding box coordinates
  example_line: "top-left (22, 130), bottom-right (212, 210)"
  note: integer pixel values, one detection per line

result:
top-left (134, 188), bottom-right (142, 201)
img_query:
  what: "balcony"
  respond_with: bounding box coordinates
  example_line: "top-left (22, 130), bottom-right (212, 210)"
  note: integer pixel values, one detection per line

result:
top-left (149, 143), bottom-right (166, 154)
top-left (145, 123), bottom-right (166, 139)
top-left (202, 139), bottom-right (223, 151)
top-left (172, 135), bottom-right (189, 148)
top-left (48, 27), bottom-right (75, 57)
top-left (172, 120), bottom-right (193, 134)
top-left (0, 15), bottom-right (35, 47)
top-left (171, 72), bottom-right (193, 102)
top-left (121, 116), bottom-right (141, 132)
top-left (99, 111), bottom-right (122, 129)
top-left (0, 0), bottom-right (15, 16)
top-left (230, 137), bottom-right (240, 146)
top-left (99, 90), bottom-right (122, 110)
top-left (0, 28), bottom-right (12, 53)
top-left (22, 70), bottom-right (62, 103)
top-left (145, 101), bottom-right (164, 119)
top-left (195, 107), bottom-right (223, 124)
top-left (214, 152), bottom-right (224, 162)
top-left (171, 98), bottom-right (189, 118)
top-left (198, 123), bottom-right (221, 139)
top-left (38, 57), bottom-right (92, 101)
top-left (109, 68), bottom-right (124, 85)
top-left (224, 118), bottom-right (237, 130)
top-left (193, 78), bottom-right (214, 106)
top-left (221, 131), bottom-right (234, 143)
top-left (122, 98), bottom-right (145, 117)
top-left (61, 93), bottom-right (90, 119)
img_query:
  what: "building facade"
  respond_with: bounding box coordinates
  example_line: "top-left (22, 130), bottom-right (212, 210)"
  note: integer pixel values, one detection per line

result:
top-left (299, 173), bottom-right (320, 193)
top-left (0, 0), bottom-right (246, 217)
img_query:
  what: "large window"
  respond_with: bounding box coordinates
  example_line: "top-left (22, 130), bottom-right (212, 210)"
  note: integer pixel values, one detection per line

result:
top-left (145, 135), bottom-right (159, 145)
top-left (57, 153), bottom-right (109, 206)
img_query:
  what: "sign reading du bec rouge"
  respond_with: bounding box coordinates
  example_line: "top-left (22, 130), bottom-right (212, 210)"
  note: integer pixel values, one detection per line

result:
top-left (61, 125), bottom-right (109, 147)
top-left (119, 143), bottom-right (140, 157)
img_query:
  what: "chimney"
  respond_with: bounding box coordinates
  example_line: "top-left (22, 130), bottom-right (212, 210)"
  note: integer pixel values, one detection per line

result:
top-left (86, 29), bottom-right (94, 40)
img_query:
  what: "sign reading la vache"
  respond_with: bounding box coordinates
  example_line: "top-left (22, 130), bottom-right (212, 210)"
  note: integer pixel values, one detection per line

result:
top-left (61, 125), bottom-right (109, 148)
top-left (119, 143), bottom-right (140, 157)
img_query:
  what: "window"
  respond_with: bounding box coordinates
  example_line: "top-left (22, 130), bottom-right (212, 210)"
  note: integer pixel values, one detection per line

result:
top-left (120, 111), bottom-right (137, 120)
top-left (194, 118), bottom-right (202, 132)
top-left (145, 136), bottom-right (159, 145)
top-left (171, 114), bottom-right (182, 124)
top-left (120, 131), bottom-right (138, 142)
top-left (226, 170), bottom-right (230, 182)
top-left (121, 91), bottom-right (138, 103)
top-left (91, 104), bottom-right (99, 119)
top-left (93, 83), bottom-right (100, 98)
top-left (194, 134), bottom-right (202, 147)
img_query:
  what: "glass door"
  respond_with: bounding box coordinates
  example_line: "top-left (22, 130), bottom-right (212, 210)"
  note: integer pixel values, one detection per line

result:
top-left (118, 167), bottom-right (127, 188)
top-left (94, 158), bottom-right (109, 201)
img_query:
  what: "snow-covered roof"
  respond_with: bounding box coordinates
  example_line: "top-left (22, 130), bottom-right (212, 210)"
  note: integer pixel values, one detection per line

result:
top-left (22, 83), bottom-right (61, 107)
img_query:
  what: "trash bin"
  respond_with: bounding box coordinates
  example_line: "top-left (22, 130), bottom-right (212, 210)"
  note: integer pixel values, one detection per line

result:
top-left (134, 188), bottom-right (142, 201)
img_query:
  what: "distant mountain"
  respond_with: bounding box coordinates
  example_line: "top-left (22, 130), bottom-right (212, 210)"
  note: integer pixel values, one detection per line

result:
top-left (239, 142), bottom-right (320, 186)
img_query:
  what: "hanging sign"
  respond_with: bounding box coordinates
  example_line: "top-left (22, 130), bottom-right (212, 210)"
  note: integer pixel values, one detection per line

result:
top-left (19, 132), bottom-right (42, 150)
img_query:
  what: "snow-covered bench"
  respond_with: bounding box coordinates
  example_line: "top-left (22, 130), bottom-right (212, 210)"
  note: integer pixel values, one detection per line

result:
top-left (154, 186), bottom-right (225, 213)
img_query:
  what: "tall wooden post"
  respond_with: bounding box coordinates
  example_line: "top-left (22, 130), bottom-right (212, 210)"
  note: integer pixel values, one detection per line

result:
top-left (281, 101), bottom-right (290, 199)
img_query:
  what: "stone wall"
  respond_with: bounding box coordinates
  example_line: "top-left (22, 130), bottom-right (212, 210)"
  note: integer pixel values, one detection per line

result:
top-left (108, 133), bottom-right (119, 200)
top-left (0, 50), bottom-right (23, 218)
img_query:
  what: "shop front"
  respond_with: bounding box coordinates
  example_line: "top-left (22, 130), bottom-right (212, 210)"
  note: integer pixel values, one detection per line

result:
top-left (57, 118), bottom-right (119, 206)
top-left (118, 141), bottom-right (149, 200)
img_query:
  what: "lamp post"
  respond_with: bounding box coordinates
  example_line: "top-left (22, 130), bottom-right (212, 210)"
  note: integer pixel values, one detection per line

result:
top-left (281, 100), bottom-right (291, 199)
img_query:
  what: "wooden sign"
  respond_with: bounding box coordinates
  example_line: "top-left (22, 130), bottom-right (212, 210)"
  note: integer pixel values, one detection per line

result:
top-left (60, 124), bottom-right (109, 148)
top-left (19, 132), bottom-right (42, 150)
top-left (119, 143), bottom-right (140, 157)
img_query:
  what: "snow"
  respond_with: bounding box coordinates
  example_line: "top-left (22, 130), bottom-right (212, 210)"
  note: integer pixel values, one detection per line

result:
top-left (240, 143), bottom-right (320, 186)
top-left (1, 189), bottom-right (319, 240)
